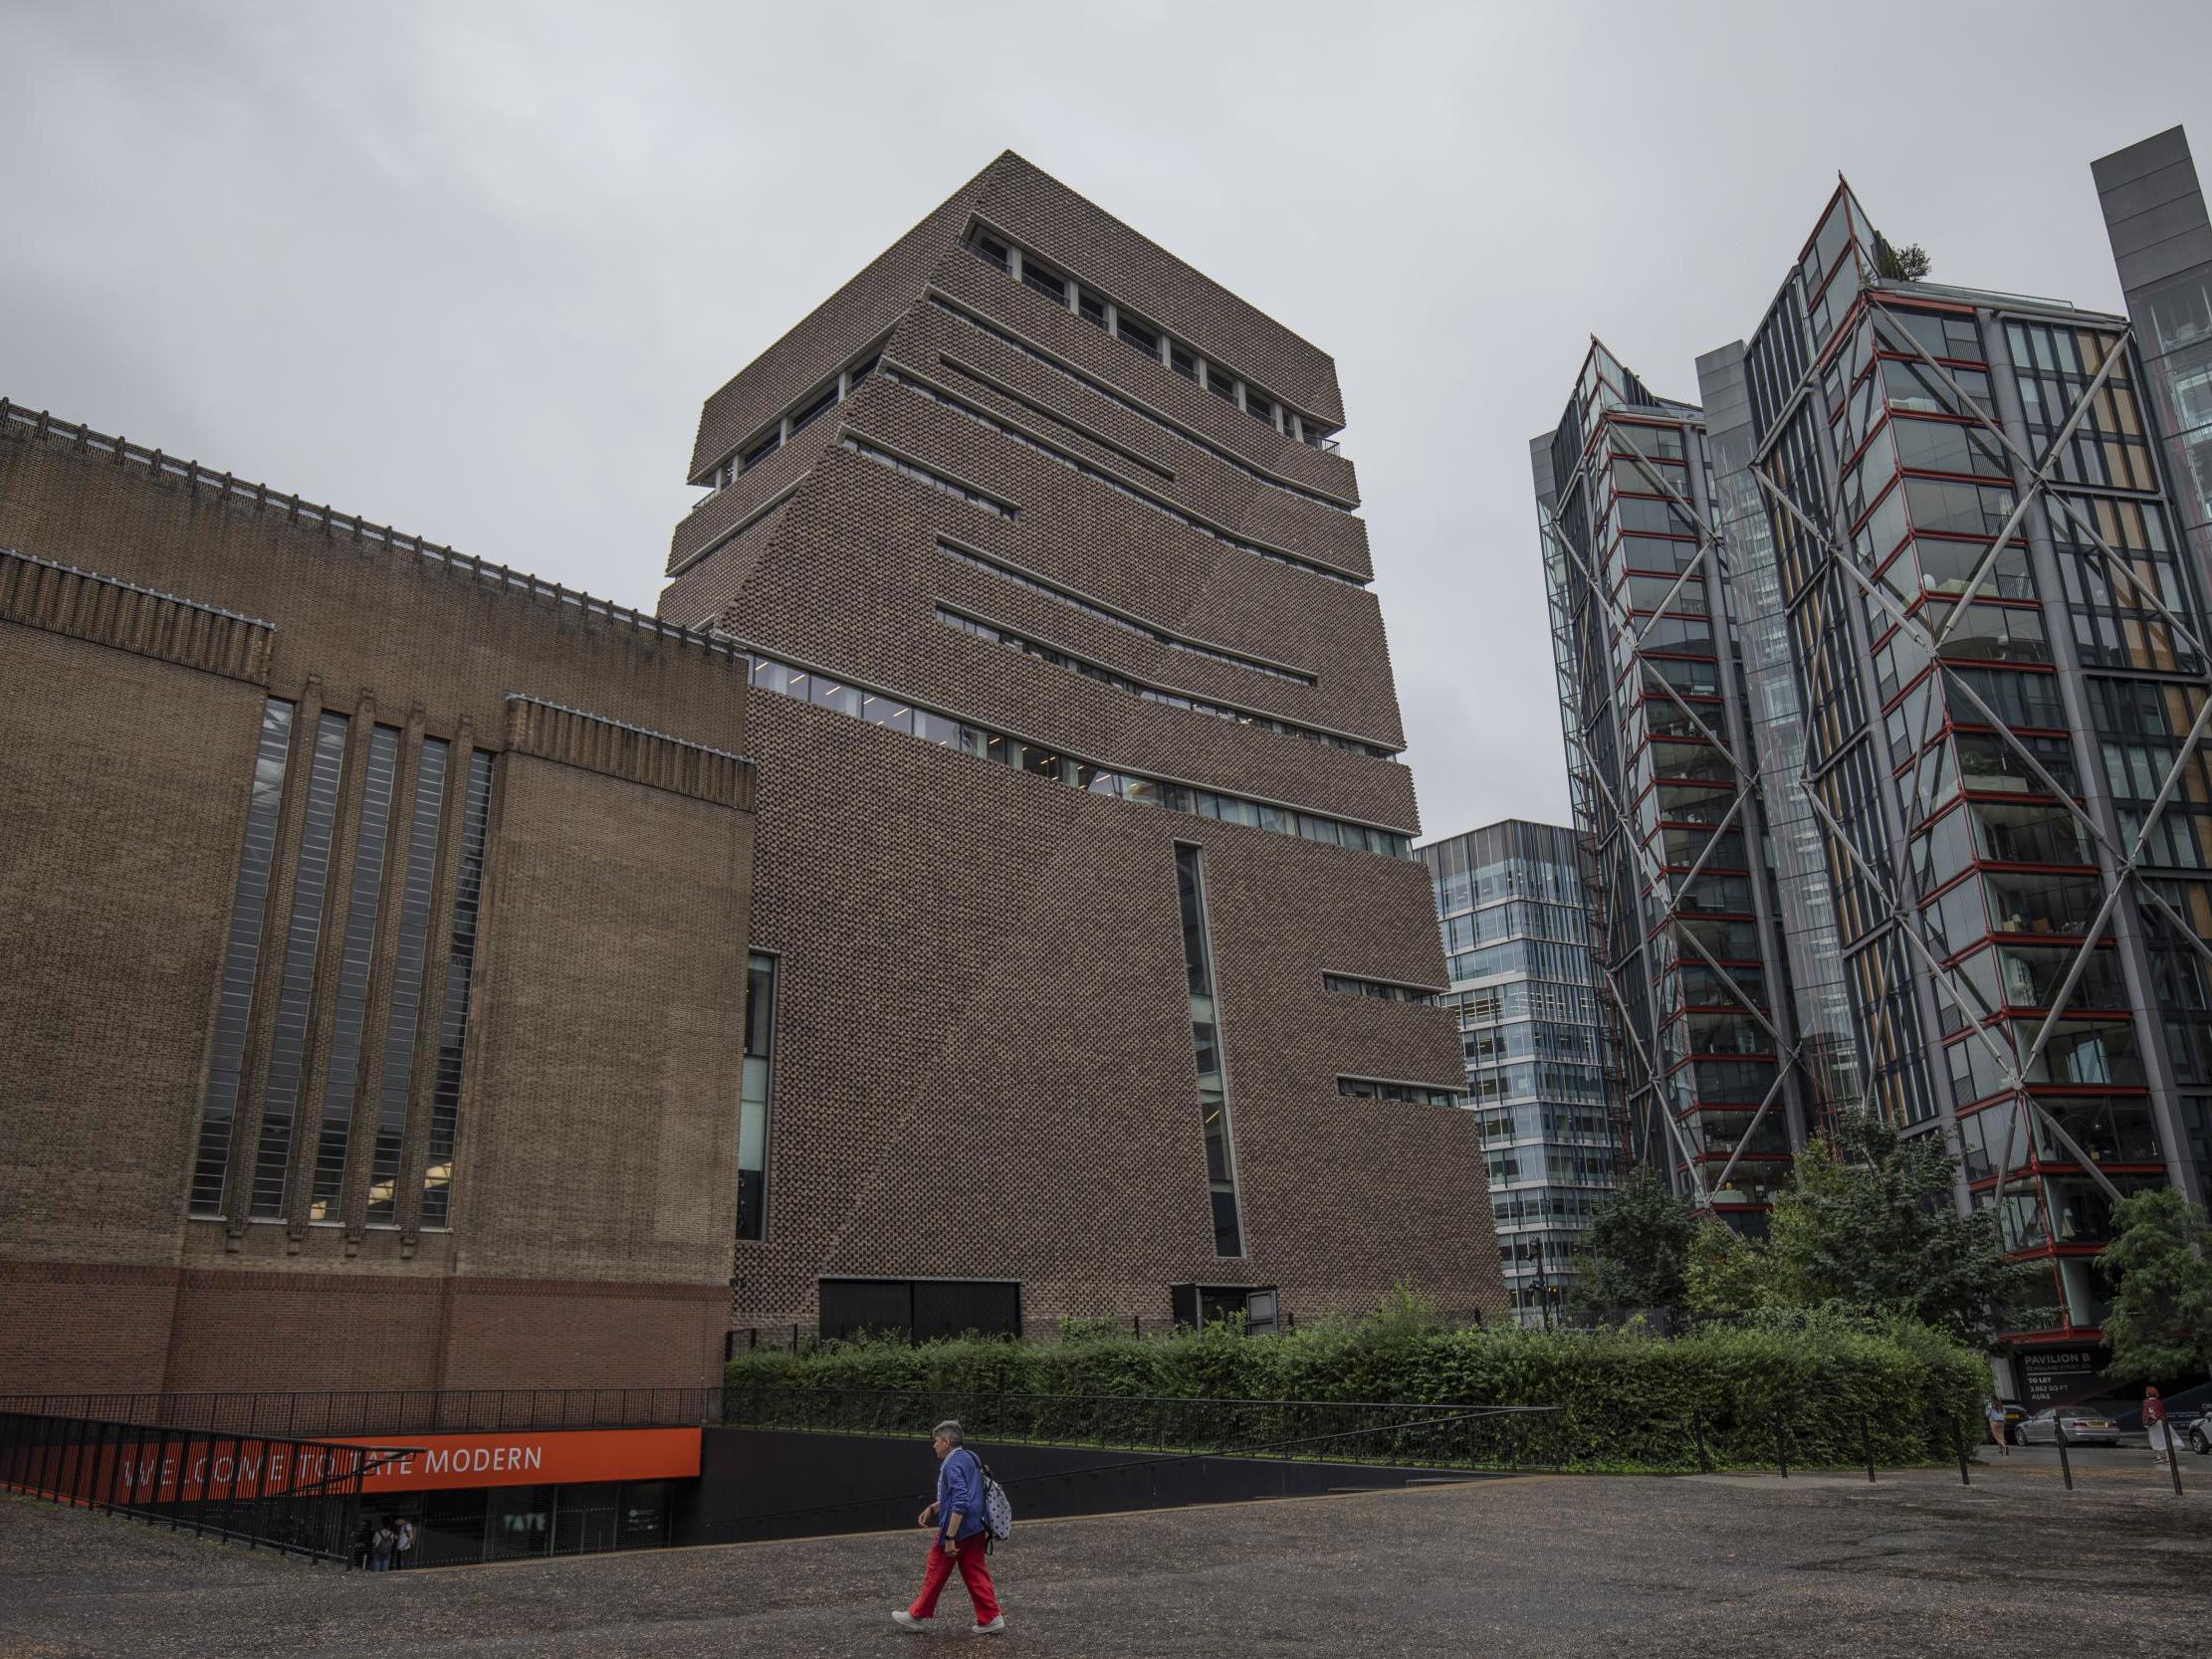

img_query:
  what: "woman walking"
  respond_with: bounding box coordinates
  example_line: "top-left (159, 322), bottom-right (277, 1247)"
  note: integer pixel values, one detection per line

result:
top-left (891, 1420), bottom-right (1004, 1635)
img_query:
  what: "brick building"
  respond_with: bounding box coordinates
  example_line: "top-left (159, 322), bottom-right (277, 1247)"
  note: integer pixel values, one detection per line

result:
top-left (0, 410), bottom-right (757, 1395)
top-left (0, 149), bottom-right (1499, 1396)
top-left (671, 151), bottom-right (1492, 1342)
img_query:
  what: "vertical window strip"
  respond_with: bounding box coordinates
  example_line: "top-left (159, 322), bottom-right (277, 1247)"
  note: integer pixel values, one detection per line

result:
top-left (738, 952), bottom-right (776, 1241)
top-left (248, 709), bottom-right (350, 1219)
top-left (308, 725), bottom-right (400, 1221)
top-left (419, 749), bottom-right (494, 1228)
top-left (1176, 845), bottom-right (1243, 1256)
top-left (189, 699), bottom-right (296, 1217)
top-left (367, 737), bottom-right (449, 1223)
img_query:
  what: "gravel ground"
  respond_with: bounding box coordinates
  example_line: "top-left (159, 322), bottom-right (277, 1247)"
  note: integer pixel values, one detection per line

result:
top-left (3, 1462), bottom-right (2207, 1658)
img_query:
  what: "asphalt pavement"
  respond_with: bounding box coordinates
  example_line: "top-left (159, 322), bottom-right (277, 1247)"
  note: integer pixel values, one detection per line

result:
top-left (2, 1461), bottom-right (2207, 1658)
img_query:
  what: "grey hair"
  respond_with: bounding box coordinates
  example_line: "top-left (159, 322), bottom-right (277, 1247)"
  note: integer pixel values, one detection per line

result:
top-left (932, 1419), bottom-right (964, 1445)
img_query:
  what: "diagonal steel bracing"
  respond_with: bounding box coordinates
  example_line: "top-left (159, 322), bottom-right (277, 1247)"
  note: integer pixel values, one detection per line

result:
top-left (1548, 393), bottom-right (1824, 1217)
top-left (1747, 296), bottom-right (2212, 1246)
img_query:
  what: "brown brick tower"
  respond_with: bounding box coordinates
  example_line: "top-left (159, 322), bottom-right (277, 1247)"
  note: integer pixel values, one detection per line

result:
top-left (668, 152), bottom-right (1501, 1336)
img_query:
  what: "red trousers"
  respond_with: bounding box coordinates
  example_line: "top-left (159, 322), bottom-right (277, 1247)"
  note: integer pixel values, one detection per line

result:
top-left (908, 1533), bottom-right (999, 1624)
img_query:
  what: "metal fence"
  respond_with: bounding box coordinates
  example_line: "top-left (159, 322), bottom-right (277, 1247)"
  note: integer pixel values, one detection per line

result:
top-left (731, 1308), bottom-right (1499, 1355)
top-left (695, 1394), bottom-right (1560, 1545)
top-left (724, 1385), bottom-right (1573, 1470)
top-left (0, 1387), bottom-right (722, 1440)
top-left (0, 1408), bottom-right (416, 1563)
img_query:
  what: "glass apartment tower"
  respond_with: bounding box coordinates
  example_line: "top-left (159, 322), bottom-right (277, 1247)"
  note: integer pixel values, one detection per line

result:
top-left (1535, 343), bottom-right (1810, 1232)
top-left (1540, 127), bottom-right (2212, 1362)
top-left (1421, 821), bottom-right (1614, 1323)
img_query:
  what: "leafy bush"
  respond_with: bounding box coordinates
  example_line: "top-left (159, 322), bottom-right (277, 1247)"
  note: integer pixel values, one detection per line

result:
top-left (724, 1312), bottom-right (1987, 1472)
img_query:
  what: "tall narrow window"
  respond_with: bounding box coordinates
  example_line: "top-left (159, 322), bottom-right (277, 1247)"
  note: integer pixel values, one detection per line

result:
top-left (1176, 845), bottom-right (1243, 1256)
top-left (739, 951), bottom-right (777, 1241)
top-left (189, 699), bottom-right (296, 1217)
top-left (419, 749), bottom-right (494, 1228)
top-left (308, 725), bottom-right (399, 1221)
top-left (248, 709), bottom-right (350, 1219)
top-left (366, 736), bottom-right (448, 1223)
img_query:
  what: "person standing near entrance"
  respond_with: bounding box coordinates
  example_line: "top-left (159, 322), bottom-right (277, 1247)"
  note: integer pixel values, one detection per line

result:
top-left (1985, 1395), bottom-right (2012, 1456)
top-left (367, 1515), bottom-right (396, 1571)
top-left (393, 1515), bottom-right (416, 1570)
top-left (2145, 1386), bottom-right (2172, 1469)
top-left (892, 1420), bottom-right (1004, 1635)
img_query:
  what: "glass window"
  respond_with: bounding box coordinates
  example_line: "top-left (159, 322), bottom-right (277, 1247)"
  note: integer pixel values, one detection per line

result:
top-left (419, 748), bottom-right (494, 1229)
top-left (1021, 261), bottom-right (1068, 306)
top-left (190, 698), bottom-right (297, 1217)
top-left (739, 952), bottom-right (775, 1242)
top-left (786, 383), bottom-right (837, 438)
top-left (367, 738), bottom-right (449, 1224)
top-left (250, 708), bottom-right (351, 1219)
top-left (1177, 846), bottom-right (1242, 1257)
top-left (309, 724), bottom-right (402, 1222)
top-left (1118, 315), bottom-right (1159, 356)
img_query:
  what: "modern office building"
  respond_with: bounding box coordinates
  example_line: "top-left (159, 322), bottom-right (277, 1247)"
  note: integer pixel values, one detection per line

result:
top-left (1421, 821), bottom-right (1616, 1322)
top-left (0, 149), bottom-right (1502, 1402)
top-left (1538, 126), bottom-right (2212, 1382)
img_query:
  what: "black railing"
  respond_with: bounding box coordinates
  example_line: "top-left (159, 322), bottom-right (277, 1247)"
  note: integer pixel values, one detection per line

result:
top-left (696, 1399), bottom-right (1557, 1545)
top-left (722, 1386), bottom-right (1566, 1470)
top-left (0, 1408), bottom-right (415, 1563)
top-left (0, 1386), bottom-right (722, 1440)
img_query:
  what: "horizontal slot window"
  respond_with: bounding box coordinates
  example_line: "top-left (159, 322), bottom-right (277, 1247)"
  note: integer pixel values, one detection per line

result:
top-left (938, 606), bottom-right (1391, 755)
top-left (889, 366), bottom-right (1362, 586)
top-left (940, 539), bottom-right (1314, 685)
top-left (730, 644), bottom-right (1413, 859)
top-left (965, 228), bottom-right (1340, 451)
top-left (1337, 1076), bottom-right (1462, 1107)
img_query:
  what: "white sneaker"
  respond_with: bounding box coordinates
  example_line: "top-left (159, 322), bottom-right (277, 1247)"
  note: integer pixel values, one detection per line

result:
top-left (893, 1610), bottom-right (926, 1630)
top-left (973, 1616), bottom-right (1006, 1634)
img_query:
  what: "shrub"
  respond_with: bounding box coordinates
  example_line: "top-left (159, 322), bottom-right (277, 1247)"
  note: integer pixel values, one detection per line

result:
top-left (724, 1315), bottom-right (1987, 1472)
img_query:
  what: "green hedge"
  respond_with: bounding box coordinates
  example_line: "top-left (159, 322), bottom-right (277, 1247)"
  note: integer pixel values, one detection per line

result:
top-left (724, 1315), bottom-right (1989, 1473)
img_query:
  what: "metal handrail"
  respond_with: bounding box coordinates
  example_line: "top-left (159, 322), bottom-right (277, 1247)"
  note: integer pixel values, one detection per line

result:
top-left (0, 1407), bottom-right (421, 1565)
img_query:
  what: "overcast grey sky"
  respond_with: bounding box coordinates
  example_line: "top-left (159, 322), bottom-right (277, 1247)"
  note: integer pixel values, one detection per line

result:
top-left (4, 1), bottom-right (2208, 838)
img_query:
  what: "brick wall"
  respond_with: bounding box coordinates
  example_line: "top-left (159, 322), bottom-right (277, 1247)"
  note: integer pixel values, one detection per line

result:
top-left (666, 152), bottom-right (1505, 1334)
top-left (0, 418), bottom-right (759, 1395)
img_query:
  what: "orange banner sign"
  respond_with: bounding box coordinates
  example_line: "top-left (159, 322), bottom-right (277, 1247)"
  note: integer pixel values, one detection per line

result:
top-left (331, 1427), bottom-right (702, 1492)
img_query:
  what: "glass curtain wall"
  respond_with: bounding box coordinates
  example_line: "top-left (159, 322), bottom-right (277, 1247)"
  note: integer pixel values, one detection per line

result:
top-left (1424, 821), bottom-right (1615, 1323)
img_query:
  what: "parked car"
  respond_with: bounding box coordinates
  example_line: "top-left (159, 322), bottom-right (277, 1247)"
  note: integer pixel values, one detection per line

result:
top-left (2187, 1412), bottom-right (2212, 1456)
top-left (2015, 1406), bottom-right (2121, 1446)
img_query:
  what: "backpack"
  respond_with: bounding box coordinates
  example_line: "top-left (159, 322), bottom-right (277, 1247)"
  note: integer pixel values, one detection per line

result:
top-left (372, 1526), bottom-right (395, 1555)
top-left (976, 1458), bottom-right (1013, 1545)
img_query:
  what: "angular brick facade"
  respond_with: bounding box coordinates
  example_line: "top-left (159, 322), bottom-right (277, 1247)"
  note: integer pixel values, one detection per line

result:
top-left (0, 152), bottom-right (1502, 1404)
top-left (670, 152), bottom-right (1502, 1336)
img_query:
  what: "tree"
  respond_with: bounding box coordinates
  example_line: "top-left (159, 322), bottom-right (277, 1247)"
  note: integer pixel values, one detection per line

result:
top-left (1683, 1217), bottom-right (1779, 1320)
top-left (2100, 1187), bottom-right (2212, 1383)
top-left (1572, 1164), bottom-right (1699, 1316)
top-left (1878, 241), bottom-right (1933, 282)
top-left (1760, 1111), bottom-right (2024, 1347)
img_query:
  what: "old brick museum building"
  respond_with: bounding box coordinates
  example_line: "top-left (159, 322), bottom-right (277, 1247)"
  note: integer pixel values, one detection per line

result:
top-left (0, 152), bottom-right (1501, 1398)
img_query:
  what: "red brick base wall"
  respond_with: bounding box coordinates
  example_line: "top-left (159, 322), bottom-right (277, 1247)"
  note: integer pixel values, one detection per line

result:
top-left (0, 1258), bottom-right (727, 1397)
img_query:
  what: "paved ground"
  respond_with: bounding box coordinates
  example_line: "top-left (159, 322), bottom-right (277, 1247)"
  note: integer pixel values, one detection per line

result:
top-left (3, 1459), bottom-right (2208, 1658)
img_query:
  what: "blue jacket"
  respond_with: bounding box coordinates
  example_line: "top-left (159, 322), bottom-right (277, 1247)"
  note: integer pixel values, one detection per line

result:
top-left (935, 1446), bottom-right (986, 1541)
